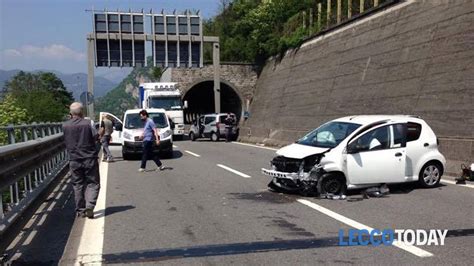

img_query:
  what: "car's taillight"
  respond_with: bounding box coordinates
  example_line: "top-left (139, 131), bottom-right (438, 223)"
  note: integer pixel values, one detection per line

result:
top-left (216, 122), bottom-right (220, 128)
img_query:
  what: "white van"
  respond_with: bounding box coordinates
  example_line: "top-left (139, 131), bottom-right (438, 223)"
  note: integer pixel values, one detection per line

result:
top-left (102, 109), bottom-right (174, 160)
top-left (262, 115), bottom-right (446, 195)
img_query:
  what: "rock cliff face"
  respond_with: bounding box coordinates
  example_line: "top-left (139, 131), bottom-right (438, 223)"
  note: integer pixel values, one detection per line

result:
top-left (241, 0), bottom-right (474, 174)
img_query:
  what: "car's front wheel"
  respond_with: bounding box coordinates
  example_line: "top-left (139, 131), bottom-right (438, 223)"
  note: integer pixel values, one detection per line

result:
top-left (189, 132), bottom-right (196, 141)
top-left (319, 173), bottom-right (346, 195)
top-left (418, 162), bottom-right (442, 188)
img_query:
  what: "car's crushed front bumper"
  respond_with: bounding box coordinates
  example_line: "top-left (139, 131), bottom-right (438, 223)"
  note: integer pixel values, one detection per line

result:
top-left (261, 168), bottom-right (305, 181)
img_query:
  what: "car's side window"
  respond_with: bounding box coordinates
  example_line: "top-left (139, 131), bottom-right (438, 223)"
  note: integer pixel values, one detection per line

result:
top-left (407, 122), bottom-right (422, 142)
top-left (204, 116), bottom-right (215, 125)
top-left (352, 125), bottom-right (391, 152)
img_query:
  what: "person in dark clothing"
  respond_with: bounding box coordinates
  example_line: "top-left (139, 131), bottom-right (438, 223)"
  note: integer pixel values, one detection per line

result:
top-left (63, 102), bottom-right (100, 219)
top-left (224, 113), bottom-right (235, 142)
top-left (138, 110), bottom-right (165, 172)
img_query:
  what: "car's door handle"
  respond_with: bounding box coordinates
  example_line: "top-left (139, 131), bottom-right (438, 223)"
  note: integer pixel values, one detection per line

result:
top-left (395, 152), bottom-right (403, 157)
top-left (424, 143), bottom-right (429, 147)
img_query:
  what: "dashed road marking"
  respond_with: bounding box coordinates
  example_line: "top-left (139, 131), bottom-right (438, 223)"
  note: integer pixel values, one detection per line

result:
top-left (185, 150), bottom-right (201, 157)
top-left (217, 164), bottom-right (251, 178)
top-left (231, 142), bottom-right (278, 151)
top-left (297, 199), bottom-right (433, 258)
top-left (173, 145), bottom-right (178, 148)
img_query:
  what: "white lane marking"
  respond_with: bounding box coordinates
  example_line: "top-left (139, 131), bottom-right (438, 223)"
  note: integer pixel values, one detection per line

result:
top-left (75, 160), bottom-right (108, 264)
top-left (297, 199), bottom-right (434, 258)
top-left (441, 179), bottom-right (474, 188)
top-left (185, 150), bottom-right (201, 157)
top-left (22, 230), bottom-right (37, 246)
top-left (173, 145), bottom-right (178, 148)
top-left (217, 164), bottom-right (251, 178)
top-left (231, 141), bottom-right (278, 151)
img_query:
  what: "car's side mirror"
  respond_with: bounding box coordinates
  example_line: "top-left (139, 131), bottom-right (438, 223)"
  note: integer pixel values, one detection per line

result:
top-left (169, 120), bottom-right (175, 130)
top-left (346, 142), bottom-right (358, 154)
top-left (115, 124), bottom-right (123, 131)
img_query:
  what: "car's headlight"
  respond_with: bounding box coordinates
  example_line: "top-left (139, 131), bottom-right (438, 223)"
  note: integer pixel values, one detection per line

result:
top-left (123, 132), bottom-right (132, 140)
top-left (161, 129), bottom-right (172, 139)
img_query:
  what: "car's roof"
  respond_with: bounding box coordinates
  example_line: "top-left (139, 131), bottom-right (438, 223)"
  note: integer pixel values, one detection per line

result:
top-left (333, 115), bottom-right (425, 125)
top-left (124, 108), bottom-right (166, 114)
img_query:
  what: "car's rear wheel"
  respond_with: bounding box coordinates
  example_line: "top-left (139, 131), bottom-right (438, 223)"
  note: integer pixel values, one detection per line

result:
top-left (211, 132), bottom-right (219, 142)
top-left (189, 132), bottom-right (196, 141)
top-left (418, 162), bottom-right (442, 188)
top-left (319, 173), bottom-right (346, 195)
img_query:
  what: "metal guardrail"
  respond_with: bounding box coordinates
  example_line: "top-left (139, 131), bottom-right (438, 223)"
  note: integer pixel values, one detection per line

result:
top-left (0, 123), bottom-right (67, 238)
top-left (0, 123), bottom-right (63, 145)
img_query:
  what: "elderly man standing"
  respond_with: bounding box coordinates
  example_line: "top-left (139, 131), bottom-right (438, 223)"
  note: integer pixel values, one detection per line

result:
top-left (63, 102), bottom-right (100, 219)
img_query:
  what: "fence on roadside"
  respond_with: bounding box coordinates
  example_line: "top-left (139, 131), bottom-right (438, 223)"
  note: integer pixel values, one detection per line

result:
top-left (0, 123), bottom-right (67, 238)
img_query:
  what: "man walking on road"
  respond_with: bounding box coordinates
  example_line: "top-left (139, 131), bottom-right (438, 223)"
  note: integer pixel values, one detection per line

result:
top-left (139, 110), bottom-right (165, 172)
top-left (100, 114), bottom-right (114, 162)
top-left (63, 102), bottom-right (100, 219)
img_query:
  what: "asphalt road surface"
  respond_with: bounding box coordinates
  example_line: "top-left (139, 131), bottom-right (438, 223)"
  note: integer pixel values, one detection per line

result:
top-left (5, 140), bottom-right (474, 265)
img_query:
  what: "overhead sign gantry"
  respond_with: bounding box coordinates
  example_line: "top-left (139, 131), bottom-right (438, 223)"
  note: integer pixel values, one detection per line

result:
top-left (87, 9), bottom-right (220, 117)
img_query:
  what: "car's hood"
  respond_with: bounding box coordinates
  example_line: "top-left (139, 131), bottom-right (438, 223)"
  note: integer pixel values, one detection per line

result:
top-left (276, 143), bottom-right (329, 159)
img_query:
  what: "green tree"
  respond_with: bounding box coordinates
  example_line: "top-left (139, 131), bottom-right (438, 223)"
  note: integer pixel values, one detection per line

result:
top-left (4, 71), bottom-right (74, 122)
top-left (0, 94), bottom-right (29, 145)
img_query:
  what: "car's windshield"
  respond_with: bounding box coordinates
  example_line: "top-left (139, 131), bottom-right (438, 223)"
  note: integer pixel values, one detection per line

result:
top-left (296, 122), bottom-right (361, 148)
top-left (124, 112), bottom-right (168, 129)
top-left (149, 97), bottom-right (182, 110)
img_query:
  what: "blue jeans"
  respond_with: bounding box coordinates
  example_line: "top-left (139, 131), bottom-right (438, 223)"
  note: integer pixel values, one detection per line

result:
top-left (141, 140), bottom-right (162, 169)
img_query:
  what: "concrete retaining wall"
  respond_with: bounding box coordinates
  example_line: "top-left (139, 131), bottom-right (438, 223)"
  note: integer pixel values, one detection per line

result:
top-left (241, 0), bottom-right (474, 175)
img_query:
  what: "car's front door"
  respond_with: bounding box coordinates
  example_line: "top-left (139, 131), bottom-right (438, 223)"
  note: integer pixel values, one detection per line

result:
top-left (345, 124), bottom-right (407, 184)
top-left (99, 112), bottom-right (123, 144)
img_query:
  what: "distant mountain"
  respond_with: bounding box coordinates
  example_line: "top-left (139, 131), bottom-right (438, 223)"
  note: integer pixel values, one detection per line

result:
top-left (95, 64), bottom-right (157, 118)
top-left (0, 69), bottom-right (119, 100)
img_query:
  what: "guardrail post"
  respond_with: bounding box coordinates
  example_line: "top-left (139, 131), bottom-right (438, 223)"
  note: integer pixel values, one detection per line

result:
top-left (32, 122), bottom-right (39, 139)
top-left (47, 123), bottom-right (52, 136)
top-left (14, 182), bottom-right (20, 205)
top-left (7, 124), bottom-right (15, 144)
top-left (40, 124), bottom-right (46, 138)
top-left (21, 124), bottom-right (28, 142)
top-left (0, 193), bottom-right (4, 219)
top-left (348, 0), bottom-right (352, 19)
top-left (327, 0), bottom-right (332, 27)
top-left (337, 0), bottom-right (341, 23)
top-left (317, 3), bottom-right (322, 30)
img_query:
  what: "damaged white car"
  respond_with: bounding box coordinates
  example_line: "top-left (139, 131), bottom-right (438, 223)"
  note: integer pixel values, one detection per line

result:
top-left (262, 115), bottom-right (446, 196)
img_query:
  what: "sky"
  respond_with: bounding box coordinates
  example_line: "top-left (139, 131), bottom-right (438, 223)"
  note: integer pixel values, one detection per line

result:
top-left (0, 0), bottom-right (221, 78)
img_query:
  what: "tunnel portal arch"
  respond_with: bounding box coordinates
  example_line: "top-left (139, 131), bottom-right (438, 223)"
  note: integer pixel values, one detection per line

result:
top-left (183, 80), bottom-right (243, 124)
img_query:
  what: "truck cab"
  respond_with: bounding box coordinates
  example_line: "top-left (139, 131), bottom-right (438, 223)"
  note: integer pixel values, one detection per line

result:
top-left (139, 82), bottom-right (187, 140)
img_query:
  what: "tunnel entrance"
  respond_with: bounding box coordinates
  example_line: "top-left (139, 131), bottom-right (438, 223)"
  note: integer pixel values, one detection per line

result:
top-left (183, 81), bottom-right (242, 124)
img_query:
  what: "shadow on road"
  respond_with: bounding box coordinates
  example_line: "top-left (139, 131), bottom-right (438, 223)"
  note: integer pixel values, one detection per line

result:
top-left (93, 205), bottom-right (136, 219)
top-left (101, 237), bottom-right (344, 264)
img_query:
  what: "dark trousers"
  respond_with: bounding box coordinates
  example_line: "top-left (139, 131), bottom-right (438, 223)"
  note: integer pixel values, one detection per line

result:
top-left (69, 158), bottom-right (100, 212)
top-left (141, 140), bottom-right (162, 169)
top-left (225, 126), bottom-right (232, 142)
